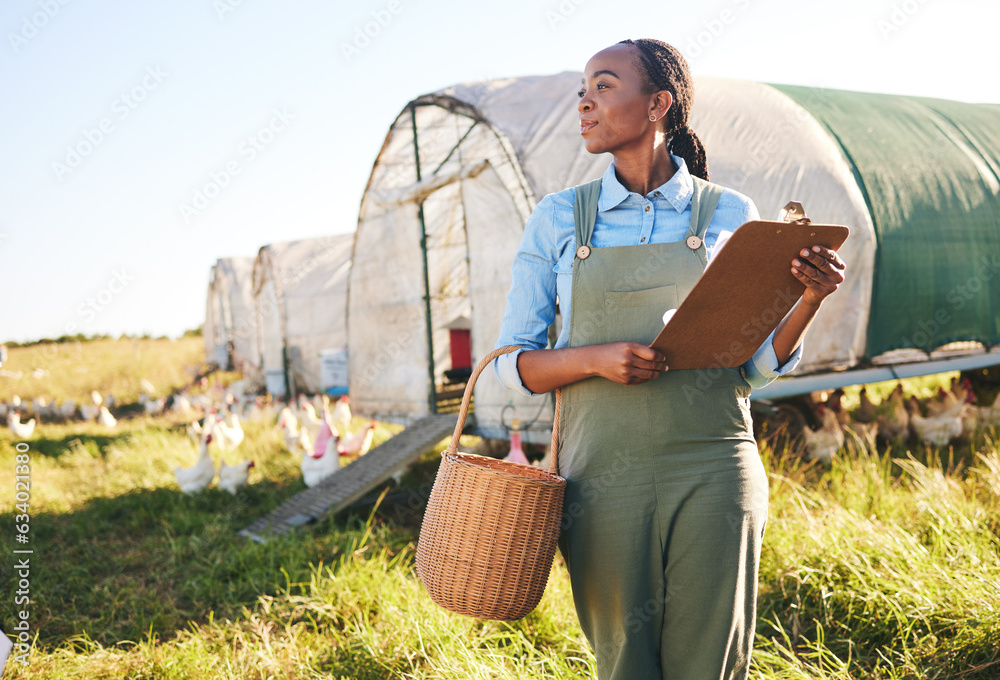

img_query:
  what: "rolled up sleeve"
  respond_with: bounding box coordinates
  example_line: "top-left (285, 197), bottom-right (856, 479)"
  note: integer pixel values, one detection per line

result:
top-left (741, 327), bottom-right (803, 390)
top-left (494, 349), bottom-right (535, 396)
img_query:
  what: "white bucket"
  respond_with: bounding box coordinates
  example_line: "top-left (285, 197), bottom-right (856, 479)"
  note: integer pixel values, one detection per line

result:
top-left (320, 349), bottom-right (349, 395)
top-left (265, 369), bottom-right (287, 397)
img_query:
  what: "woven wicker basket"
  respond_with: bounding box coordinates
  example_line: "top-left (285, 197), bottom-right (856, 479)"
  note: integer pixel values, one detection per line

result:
top-left (416, 345), bottom-right (566, 621)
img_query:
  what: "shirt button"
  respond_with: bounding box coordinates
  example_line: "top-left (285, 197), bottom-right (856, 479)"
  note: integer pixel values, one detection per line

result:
top-left (640, 237), bottom-right (646, 243)
top-left (654, 191), bottom-right (661, 197)
top-left (644, 206), bottom-right (650, 212)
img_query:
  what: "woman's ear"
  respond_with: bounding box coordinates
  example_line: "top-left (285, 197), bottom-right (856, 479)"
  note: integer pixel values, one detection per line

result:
top-left (650, 90), bottom-right (673, 121)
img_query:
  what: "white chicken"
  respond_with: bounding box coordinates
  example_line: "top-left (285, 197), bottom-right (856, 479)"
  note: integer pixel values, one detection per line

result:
top-left (174, 434), bottom-right (216, 493)
top-left (277, 405), bottom-right (298, 432)
top-left (924, 387), bottom-right (961, 418)
top-left (186, 421), bottom-right (203, 447)
top-left (339, 420), bottom-right (376, 459)
top-left (59, 399), bottom-right (77, 420)
top-left (80, 390), bottom-right (103, 421)
top-left (186, 394), bottom-right (211, 413)
top-left (907, 398), bottom-right (964, 447)
top-left (247, 397), bottom-right (273, 422)
top-left (299, 399), bottom-right (323, 438)
top-left (32, 397), bottom-right (54, 420)
top-left (97, 405), bottom-right (117, 429)
top-left (8, 412), bottom-right (36, 439)
top-left (213, 412), bottom-right (245, 451)
top-left (299, 427), bottom-right (313, 455)
top-left (186, 411), bottom-right (217, 447)
top-left (140, 393), bottom-right (166, 416)
top-left (218, 459), bottom-right (255, 494)
top-left (332, 395), bottom-right (352, 438)
top-left (301, 420), bottom-right (340, 487)
top-left (280, 413), bottom-right (312, 453)
top-left (801, 405), bottom-right (844, 464)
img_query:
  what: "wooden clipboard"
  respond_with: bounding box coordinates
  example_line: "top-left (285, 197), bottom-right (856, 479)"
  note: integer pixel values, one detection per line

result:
top-left (648, 218), bottom-right (849, 370)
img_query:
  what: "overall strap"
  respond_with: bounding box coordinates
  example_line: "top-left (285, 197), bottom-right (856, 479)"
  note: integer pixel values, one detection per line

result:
top-left (687, 176), bottom-right (724, 265)
top-left (573, 179), bottom-right (603, 252)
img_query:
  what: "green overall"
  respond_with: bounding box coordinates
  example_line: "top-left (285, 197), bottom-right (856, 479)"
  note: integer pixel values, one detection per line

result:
top-left (558, 178), bottom-right (768, 680)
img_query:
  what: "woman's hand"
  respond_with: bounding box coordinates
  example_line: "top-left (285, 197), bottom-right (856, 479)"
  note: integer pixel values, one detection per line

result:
top-left (517, 342), bottom-right (667, 394)
top-left (791, 245), bottom-right (846, 308)
top-left (590, 342), bottom-right (668, 385)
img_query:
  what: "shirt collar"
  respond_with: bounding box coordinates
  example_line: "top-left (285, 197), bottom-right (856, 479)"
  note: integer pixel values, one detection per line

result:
top-left (597, 155), bottom-right (693, 214)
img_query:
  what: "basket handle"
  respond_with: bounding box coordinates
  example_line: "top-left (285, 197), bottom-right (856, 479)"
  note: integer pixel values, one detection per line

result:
top-left (446, 345), bottom-right (561, 476)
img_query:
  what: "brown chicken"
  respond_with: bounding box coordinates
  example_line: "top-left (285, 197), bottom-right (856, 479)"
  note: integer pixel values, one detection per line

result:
top-left (854, 387), bottom-right (879, 424)
top-left (877, 384), bottom-right (910, 443)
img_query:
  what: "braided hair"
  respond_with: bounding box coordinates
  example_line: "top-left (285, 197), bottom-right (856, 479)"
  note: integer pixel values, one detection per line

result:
top-left (618, 38), bottom-right (710, 181)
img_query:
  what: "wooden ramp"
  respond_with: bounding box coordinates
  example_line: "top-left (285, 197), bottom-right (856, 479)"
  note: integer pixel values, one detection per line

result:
top-left (240, 413), bottom-right (459, 542)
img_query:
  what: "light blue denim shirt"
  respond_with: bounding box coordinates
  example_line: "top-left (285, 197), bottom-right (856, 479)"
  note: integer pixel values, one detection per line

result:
top-left (494, 156), bottom-right (803, 395)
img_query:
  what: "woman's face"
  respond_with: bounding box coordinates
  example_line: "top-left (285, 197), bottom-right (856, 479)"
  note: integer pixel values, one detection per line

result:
top-left (578, 44), bottom-right (668, 155)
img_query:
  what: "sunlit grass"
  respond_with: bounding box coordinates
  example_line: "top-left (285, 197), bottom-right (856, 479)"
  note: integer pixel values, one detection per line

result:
top-left (0, 336), bottom-right (205, 405)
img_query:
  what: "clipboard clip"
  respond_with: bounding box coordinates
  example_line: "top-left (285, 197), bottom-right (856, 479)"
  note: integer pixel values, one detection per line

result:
top-left (778, 201), bottom-right (811, 225)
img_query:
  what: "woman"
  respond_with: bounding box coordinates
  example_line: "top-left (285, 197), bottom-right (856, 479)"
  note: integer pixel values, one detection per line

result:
top-left (494, 39), bottom-right (845, 679)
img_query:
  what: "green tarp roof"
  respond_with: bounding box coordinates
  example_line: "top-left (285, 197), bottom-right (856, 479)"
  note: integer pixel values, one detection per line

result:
top-left (774, 85), bottom-right (1000, 358)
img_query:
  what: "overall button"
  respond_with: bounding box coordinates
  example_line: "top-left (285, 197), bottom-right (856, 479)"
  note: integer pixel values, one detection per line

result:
top-left (576, 245), bottom-right (591, 260)
top-left (686, 235), bottom-right (703, 250)
top-left (739, 366), bottom-right (747, 379)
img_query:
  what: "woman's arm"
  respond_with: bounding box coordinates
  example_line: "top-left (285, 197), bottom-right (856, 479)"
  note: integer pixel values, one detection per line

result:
top-left (516, 342), bottom-right (667, 394)
top-left (771, 244), bottom-right (846, 364)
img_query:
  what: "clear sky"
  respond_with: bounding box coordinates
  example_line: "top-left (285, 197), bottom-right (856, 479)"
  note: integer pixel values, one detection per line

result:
top-left (2, 0), bottom-right (998, 344)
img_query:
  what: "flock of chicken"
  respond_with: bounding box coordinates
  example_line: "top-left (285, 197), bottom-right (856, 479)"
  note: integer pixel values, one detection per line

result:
top-left (3, 389), bottom-right (121, 438)
top-left (799, 377), bottom-right (1000, 463)
top-left (174, 391), bottom-right (377, 494)
top-left (2, 379), bottom-right (377, 495)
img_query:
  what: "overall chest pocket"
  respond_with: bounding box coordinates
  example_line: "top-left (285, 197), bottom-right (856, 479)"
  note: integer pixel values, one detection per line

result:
top-left (604, 284), bottom-right (678, 309)
top-left (602, 284), bottom-right (678, 344)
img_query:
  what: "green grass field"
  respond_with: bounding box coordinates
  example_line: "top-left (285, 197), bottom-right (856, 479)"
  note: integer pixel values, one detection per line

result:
top-left (1, 339), bottom-right (999, 679)
top-left (0, 336), bottom-right (206, 406)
